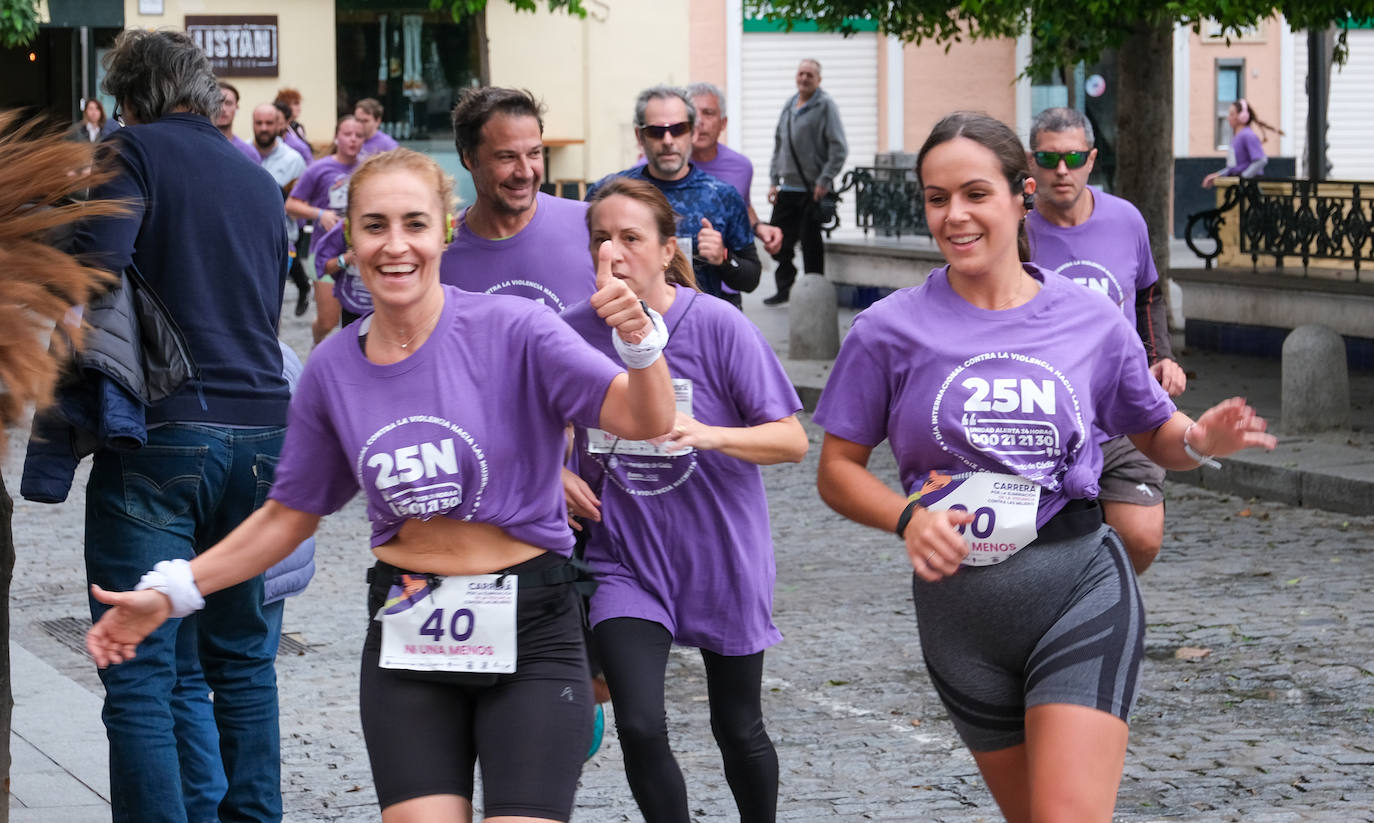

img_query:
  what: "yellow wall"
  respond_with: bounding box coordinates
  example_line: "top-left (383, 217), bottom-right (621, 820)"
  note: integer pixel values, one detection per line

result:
top-left (1187, 20), bottom-right (1282, 158)
top-left (486, 0), bottom-right (692, 181)
top-left (123, 0), bottom-right (336, 151)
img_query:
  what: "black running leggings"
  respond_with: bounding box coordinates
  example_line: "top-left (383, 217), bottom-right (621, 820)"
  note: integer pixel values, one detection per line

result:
top-left (594, 617), bottom-right (778, 823)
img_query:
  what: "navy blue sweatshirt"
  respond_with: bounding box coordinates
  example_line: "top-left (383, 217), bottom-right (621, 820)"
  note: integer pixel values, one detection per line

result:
top-left (76, 113), bottom-right (290, 425)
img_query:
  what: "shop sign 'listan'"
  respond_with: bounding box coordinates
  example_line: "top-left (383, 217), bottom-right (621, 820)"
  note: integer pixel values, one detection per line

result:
top-left (186, 15), bottom-right (279, 77)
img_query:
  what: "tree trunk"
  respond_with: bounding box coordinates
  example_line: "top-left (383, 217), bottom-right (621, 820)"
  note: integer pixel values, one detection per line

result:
top-left (1, 470), bottom-right (13, 823)
top-left (475, 9), bottom-right (491, 87)
top-left (1116, 20), bottom-right (1175, 304)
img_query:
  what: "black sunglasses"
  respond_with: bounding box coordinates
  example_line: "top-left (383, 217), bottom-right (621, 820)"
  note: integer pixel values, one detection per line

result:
top-left (639, 121), bottom-right (691, 139)
top-left (1033, 150), bottom-right (1091, 170)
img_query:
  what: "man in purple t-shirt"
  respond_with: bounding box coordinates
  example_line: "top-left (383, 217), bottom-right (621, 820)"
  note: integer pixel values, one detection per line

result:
top-left (1025, 106), bottom-right (1186, 575)
top-left (354, 97), bottom-right (400, 157)
top-left (438, 87), bottom-right (595, 312)
top-left (216, 81), bottom-right (260, 164)
top-left (687, 82), bottom-right (782, 256)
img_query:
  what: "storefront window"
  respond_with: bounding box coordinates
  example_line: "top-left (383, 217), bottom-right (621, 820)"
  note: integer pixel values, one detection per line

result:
top-left (336, 2), bottom-right (480, 140)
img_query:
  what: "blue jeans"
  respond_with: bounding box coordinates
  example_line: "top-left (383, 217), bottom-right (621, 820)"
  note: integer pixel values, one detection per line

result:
top-left (85, 423), bottom-right (286, 823)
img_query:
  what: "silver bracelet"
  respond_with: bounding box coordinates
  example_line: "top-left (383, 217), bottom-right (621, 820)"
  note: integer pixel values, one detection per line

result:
top-left (134, 559), bottom-right (206, 618)
top-left (1183, 422), bottom-right (1222, 469)
top-left (612, 303), bottom-right (669, 370)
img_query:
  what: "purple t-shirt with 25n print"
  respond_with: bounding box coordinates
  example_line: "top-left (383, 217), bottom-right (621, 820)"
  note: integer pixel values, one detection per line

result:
top-left (269, 285), bottom-right (622, 551)
top-left (813, 265), bottom-right (1174, 526)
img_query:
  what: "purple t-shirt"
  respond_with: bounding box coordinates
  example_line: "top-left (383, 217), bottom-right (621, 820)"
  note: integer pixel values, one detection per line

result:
top-left (439, 192), bottom-right (596, 312)
top-left (561, 286), bottom-right (800, 655)
top-left (270, 285), bottom-right (622, 551)
top-left (361, 130), bottom-right (399, 157)
top-left (312, 221), bottom-right (373, 316)
top-left (230, 134), bottom-right (260, 164)
top-left (694, 143), bottom-right (754, 202)
top-left (292, 156), bottom-right (357, 254)
top-left (1222, 127), bottom-right (1265, 176)
top-left (282, 129), bottom-right (313, 166)
top-left (1026, 188), bottom-right (1157, 322)
top-left (813, 265), bottom-right (1175, 526)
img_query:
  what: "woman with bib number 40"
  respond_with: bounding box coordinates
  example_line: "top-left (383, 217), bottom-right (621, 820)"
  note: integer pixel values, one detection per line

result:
top-left (814, 112), bottom-right (1276, 823)
top-left (560, 177), bottom-right (807, 823)
top-left (86, 149), bottom-right (676, 823)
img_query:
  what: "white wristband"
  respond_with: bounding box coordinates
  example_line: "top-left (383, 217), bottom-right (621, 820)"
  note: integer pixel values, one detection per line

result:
top-left (612, 303), bottom-right (669, 370)
top-left (1183, 422), bottom-right (1222, 469)
top-left (134, 559), bottom-right (206, 618)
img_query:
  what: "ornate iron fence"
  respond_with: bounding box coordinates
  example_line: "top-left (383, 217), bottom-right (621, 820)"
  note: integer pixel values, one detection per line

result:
top-left (1185, 178), bottom-right (1374, 279)
top-left (835, 166), bottom-right (929, 239)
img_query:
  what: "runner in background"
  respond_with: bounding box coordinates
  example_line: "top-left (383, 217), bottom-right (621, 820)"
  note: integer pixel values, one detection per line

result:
top-left (440, 87), bottom-right (596, 312)
top-left (563, 177), bottom-right (806, 823)
top-left (1025, 106), bottom-right (1186, 574)
top-left (286, 115), bottom-right (364, 344)
top-left (814, 112), bottom-right (1275, 823)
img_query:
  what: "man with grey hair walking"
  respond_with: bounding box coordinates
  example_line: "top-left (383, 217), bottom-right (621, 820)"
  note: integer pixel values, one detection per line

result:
top-left (73, 27), bottom-right (290, 823)
top-left (588, 84), bottom-right (760, 306)
top-left (764, 58), bottom-right (847, 305)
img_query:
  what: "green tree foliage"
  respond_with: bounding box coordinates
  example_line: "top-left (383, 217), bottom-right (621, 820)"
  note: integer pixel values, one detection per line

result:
top-left (430, 0), bottom-right (585, 22)
top-left (0, 0), bottom-right (39, 49)
top-left (744, 1), bottom-right (1367, 77)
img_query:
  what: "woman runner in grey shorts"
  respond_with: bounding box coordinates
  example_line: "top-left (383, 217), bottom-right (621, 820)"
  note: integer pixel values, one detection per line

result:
top-left (813, 112), bottom-right (1277, 822)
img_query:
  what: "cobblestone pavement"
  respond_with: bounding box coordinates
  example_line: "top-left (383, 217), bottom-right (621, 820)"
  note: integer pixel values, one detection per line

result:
top-left (6, 306), bottom-right (1373, 821)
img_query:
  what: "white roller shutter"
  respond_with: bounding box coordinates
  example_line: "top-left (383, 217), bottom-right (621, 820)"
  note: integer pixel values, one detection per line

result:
top-left (738, 31), bottom-right (879, 231)
top-left (1293, 29), bottom-right (1374, 179)
top-left (1327, 29), bottom-right (1374, 179)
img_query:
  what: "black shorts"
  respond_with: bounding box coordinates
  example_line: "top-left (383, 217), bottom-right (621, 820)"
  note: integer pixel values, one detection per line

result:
top-left (359, 552), bottom-right (592, 818)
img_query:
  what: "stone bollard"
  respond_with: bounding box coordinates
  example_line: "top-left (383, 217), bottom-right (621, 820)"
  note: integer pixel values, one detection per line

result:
top-left (1281, 324), bottom-right (1349, 432)
top-left (788, 273), bottom-right (839, 360)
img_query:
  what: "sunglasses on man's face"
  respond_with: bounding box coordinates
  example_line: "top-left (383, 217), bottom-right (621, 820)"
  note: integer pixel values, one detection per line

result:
top-left (640, 121), bottom-right (691, 140)
top-left (1033, 150), bottom-right (1091, 170)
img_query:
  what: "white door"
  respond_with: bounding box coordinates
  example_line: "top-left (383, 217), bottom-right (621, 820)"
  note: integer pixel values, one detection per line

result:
top-left (738, 31), bottom-right (880, 232)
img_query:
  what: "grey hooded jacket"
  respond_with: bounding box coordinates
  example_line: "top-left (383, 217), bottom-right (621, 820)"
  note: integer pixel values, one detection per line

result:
top-left (769, 87), bottom-right (848, 192)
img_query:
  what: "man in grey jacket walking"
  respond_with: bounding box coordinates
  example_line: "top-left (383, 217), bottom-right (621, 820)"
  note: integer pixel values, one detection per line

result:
top-left (764, 58), bottom-right (847, 305)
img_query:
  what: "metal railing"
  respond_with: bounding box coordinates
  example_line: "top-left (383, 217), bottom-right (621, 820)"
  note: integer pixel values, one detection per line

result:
top-left (835, 165), bottom-right (929, 239)
top-left (1185, 178), bottom-right (1374, 279)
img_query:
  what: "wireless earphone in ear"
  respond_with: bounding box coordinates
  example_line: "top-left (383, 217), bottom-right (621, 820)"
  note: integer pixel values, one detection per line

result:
top-left (1017, 174), bottom-right (1035, 211)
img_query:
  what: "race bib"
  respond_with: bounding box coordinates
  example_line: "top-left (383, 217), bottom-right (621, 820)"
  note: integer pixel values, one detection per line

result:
top-left (376, 573), bottom-right (517, 673)
top-left (328, 179), bottom-right (349, 210)
top-left (588, 378), bottom-right (693, 457)
top-left (912, 471), bottom-right (1041, 566)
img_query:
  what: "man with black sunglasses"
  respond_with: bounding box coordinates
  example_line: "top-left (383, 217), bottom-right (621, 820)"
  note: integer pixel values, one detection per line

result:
top-left (587, 85), bottom-right (760, 307)
top-left (1025, 106), bottom-right (1186, 576)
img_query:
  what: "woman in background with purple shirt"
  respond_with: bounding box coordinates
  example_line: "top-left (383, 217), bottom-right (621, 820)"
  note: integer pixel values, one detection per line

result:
top-left (87, 150), bottom-right (676, 823)
top-left (814, 112), bottom-right (1275, 822)
top-left (287, 115), bottom-right (365, 343)
top-left (1203, 98), bottom-right (1281, 187)
top-left (561, 178), bottom-right (807, 823)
